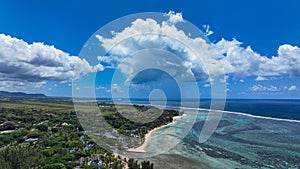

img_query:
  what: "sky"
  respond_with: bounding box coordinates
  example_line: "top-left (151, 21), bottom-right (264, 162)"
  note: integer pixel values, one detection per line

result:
top-left (0, 0), bottom-right (299, 99)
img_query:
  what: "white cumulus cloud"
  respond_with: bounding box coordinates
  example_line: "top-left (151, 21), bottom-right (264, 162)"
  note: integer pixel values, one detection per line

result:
top-left (204, 83), bottom-right (210, 88)
top-left (203, 25), bottom-right (214, 37)
top-left (0, 34), bottom-right (103, 90)
top-left (96, 11), bottom-right (300, 86)
top-left (96, 12), bottom-right (221, 84)
top-left (288, 85), bottom-right (297, 91)
top-left (249, 84), bottom-right (279, 92)
top-left (165, 11), bottom-right (184, 24)
top-left (96, 86), bottom-right (111, 92)
top-left (67, 11), bottom-right (300, 100)
top-left (255, 76), bottom-right (268, 81)
top-left (216, 39), bottom-right (300, 78)
top-left (111, 83), bottom-right (121, 92)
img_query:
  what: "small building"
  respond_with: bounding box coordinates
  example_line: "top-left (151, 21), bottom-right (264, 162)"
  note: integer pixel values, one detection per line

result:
top-left (23, 138), bottom-right (38, 144)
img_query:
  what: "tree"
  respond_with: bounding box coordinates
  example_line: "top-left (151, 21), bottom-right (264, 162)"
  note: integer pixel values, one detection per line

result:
top-left (128, 158), bottom-right (140, 169)
top-left (37, 124), bottom-right (48, 132)
top-left (1, 121), bottom-right (16, 130)
top-left (141, 161), bottom-right (153, 169)
top-left (0, 145), bottom-right (44, 168)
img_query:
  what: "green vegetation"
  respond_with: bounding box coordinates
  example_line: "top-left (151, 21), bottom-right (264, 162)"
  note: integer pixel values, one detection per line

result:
top-left (128, 158), bottom-right (153, 169)
top-left (0, 145), bottom-right (44, 168)
top-left (0, 100), bottom-right (179, 168)
top-left (102, 105), bottom-right (181, 138)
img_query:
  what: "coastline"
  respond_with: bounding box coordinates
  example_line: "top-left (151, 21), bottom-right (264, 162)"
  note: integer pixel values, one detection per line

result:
top-left (167, 105), bottom-right (300, 123)
top-left (127, 114), bottom-right (185, 153)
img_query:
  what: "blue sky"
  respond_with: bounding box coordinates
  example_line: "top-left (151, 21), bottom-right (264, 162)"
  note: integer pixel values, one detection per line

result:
top-left (0, 0), bottom-right (299, 99)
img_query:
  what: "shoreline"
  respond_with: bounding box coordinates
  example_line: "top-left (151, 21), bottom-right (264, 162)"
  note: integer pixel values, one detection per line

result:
top-left (99, 101), bottom-right (300, 123)
top-left (127, 114), bottom-right (185, 153)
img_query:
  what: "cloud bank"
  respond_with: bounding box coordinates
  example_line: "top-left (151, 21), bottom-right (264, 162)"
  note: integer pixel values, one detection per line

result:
top-left (0, 34), bottom-right (103, 90)
top-left (216, 39), bottom-right (300, 77)
top-left (96, 12), bottom-right (221, 84)
top-left (96, 11), bottom-right (300, 85)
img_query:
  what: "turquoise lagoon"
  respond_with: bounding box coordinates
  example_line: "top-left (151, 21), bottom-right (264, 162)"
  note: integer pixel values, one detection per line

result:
top-left (141, 108), bottom-right (300, 169)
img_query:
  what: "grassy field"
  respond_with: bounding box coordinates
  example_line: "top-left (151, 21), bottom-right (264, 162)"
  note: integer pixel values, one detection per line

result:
top-left (0, 100), bottom-right (74, 112)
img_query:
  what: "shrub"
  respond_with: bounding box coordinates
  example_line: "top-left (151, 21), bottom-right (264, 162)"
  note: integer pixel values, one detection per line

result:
top-left (1, 121), bottom-right (16, 130)
top-left (37, 124), bottom-right (48, 132)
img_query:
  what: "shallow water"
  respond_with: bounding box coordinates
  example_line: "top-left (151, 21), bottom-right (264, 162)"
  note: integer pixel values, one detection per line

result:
top-left (98, 99), bottom-right (300, 168)
top-left (143, 110), bottom-right (300, 169)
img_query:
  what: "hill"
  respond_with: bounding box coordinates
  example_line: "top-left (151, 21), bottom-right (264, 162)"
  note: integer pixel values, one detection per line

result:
top-left (0, 91), bottom-right (46, 99)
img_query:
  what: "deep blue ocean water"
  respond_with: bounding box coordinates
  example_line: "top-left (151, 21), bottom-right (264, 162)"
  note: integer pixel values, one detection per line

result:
top-left (98, 99), bottom-right (300, 121)
top-left (223, 99), bottom-right (300, 120)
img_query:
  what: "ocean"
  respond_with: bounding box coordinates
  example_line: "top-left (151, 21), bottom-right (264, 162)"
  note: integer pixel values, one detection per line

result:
top-left (104, 99), bottom-right (300, 169)
top-left (100, 98), bottom-right (300, 120)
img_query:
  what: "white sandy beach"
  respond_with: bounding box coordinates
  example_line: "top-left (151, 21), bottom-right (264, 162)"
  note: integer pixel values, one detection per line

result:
top-left (127, 114), bottom-right (185, 153)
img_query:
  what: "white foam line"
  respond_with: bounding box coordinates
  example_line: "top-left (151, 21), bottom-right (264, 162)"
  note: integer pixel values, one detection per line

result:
top-left (222, 110), bottom-right (300, 123)
top-left (173, 106), bottom-right (300, 123)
